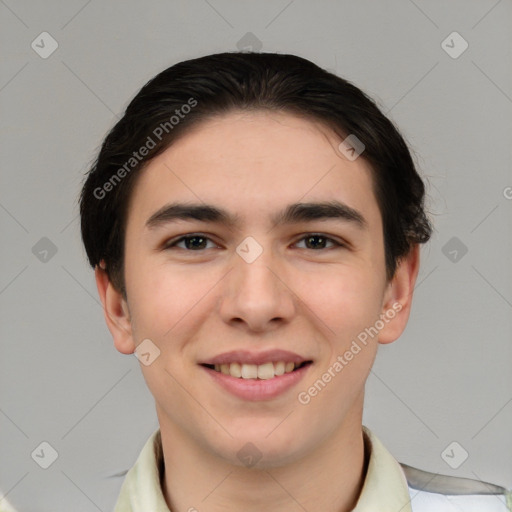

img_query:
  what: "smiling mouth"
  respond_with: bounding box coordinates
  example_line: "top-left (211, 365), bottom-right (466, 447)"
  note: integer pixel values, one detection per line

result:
top-left (201, 361), bottom-right (312, 380)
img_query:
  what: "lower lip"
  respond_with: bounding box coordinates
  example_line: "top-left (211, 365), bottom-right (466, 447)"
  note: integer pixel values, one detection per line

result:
top-left (201, 364), bottom-right (312, 401)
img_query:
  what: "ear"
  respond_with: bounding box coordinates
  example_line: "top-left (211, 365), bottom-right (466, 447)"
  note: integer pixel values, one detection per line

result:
top-left (378, 244), bottom-right (420, 345)
top-left (95, 262), bottom-right (136, 354)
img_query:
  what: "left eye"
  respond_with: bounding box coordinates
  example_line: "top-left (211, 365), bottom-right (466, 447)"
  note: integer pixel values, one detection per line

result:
top-left (294, 234), bottom-right (342, 250)
top-left (165, 234), bottom-right (342, 251)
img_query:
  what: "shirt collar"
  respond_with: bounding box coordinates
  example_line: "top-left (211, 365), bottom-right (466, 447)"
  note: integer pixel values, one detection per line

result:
top-left (114, 426), bottom-right (412, 511)
top-left (354, 426), bottom-right (412, 511)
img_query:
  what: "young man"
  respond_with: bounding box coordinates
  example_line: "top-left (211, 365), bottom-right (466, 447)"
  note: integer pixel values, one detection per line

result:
top-left (79, 52), bottom-right (511, 511)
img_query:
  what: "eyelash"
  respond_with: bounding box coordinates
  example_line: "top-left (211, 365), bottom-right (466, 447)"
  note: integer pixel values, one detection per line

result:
top-left (164, 233), bottom-right (345, 251)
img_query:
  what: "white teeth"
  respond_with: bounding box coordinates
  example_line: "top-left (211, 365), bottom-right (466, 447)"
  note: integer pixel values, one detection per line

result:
top-left (257, 362), bottom-right (275, 380)
top-left (229, 362), bottom-right (242, 378)
top-left (274, 361), bottom-right (285, 376)
top-left (241, 364), bottom-right (258, 379)
top-left (210, 361), bottom-right (304, 379)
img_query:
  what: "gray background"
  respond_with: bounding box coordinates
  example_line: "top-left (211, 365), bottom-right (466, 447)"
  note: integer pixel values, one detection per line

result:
top-left (1, 0), bottom-right (511, 511)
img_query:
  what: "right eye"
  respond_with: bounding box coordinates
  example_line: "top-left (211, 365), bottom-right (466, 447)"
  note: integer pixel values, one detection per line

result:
top-left (164, 234), bottom-right (219, 251)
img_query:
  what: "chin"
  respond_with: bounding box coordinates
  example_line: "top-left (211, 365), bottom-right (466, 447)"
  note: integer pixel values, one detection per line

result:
top-left (211, 426), bottom-right (314, 469)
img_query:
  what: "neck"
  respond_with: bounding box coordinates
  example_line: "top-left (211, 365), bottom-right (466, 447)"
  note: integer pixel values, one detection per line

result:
top-left (158, 409), bottom-right (369, 512)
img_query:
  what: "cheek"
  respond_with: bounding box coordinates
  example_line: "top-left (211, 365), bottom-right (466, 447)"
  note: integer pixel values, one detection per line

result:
top-left (126, 258), bottom-right (224, 357)
top-left (293, 270), bottom-right (382, 426)
top-left (300, 265), bottom-right (384, 340)
top-left (126, 257), bottom-right (187, 337)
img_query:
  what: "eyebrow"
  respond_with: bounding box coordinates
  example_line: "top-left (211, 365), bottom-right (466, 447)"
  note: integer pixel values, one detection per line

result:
top-left (145, 200), bottom-right (368, 231)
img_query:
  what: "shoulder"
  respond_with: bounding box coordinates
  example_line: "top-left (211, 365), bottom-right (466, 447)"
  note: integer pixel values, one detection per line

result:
top-left (399, 463), bottom-right (512, 512)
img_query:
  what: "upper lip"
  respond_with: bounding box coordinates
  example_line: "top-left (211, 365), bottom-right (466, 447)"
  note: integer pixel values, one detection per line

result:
top-left (199, 349), bottom-right (311, 366)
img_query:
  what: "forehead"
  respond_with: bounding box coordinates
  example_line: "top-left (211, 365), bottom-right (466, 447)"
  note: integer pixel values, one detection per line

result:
top-left (127, 110), bottom-right (380, 229)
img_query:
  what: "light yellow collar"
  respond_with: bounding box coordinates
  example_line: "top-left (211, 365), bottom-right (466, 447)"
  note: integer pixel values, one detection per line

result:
top-left (114, 425), bottom-right (412, 511)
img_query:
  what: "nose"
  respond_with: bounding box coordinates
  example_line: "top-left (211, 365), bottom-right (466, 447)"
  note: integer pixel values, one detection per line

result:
top-left (218, 246), bottom-right (296, 333)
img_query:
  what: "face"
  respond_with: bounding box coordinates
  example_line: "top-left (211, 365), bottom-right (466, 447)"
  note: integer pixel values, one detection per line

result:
top-left (99, 110), bottom-right (417, 467)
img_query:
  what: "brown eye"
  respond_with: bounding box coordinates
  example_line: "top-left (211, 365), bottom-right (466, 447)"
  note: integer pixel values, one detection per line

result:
top-left (165, 234), bottom-right (216, 250)
top-left (295, 234), bottom-right (343, 250)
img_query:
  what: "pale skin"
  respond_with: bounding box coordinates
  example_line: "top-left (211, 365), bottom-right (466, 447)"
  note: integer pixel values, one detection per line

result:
top-left (95, 110), bottom-right (420, 512)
